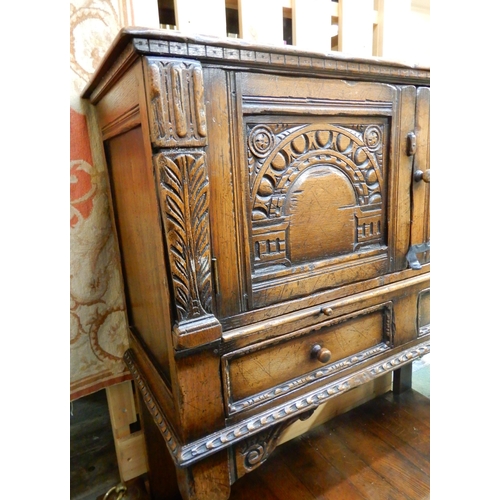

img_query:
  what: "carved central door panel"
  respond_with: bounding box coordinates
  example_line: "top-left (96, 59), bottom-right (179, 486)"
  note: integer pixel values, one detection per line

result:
top-left (221, 73), bottom-right (418, 312)
top-left (247, 119), bottom-right (388, 275)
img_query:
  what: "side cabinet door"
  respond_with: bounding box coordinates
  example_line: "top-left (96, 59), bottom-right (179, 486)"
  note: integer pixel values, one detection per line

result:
top-left (409, 87), bottom-right (430, 270)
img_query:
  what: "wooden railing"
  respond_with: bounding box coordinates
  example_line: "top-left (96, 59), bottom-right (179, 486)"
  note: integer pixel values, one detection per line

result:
top-left (154, 0), bottom-right (430, 64)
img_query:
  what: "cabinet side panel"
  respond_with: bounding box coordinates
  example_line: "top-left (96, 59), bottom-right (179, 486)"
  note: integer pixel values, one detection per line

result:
top-left (105, 126), bottom-right (173, 379)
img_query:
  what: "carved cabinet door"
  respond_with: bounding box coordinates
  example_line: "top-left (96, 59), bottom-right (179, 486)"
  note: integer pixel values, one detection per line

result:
top-left (226, 72), bottom-right (418, 311)
top-left (408, 87), bottom-right (430, 271)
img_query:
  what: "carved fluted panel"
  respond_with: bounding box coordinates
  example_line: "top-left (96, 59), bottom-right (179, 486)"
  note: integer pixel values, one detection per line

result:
top-left (146, 58), bottom-right (207, 148)
top-left (155, 151), bottom-right (213, 322)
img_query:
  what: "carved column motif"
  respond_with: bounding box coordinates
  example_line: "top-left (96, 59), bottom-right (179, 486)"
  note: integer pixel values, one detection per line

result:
top-left (146, 57), bottom-right (220, 348)
top-left (146, 58), bottom-right (207, 148)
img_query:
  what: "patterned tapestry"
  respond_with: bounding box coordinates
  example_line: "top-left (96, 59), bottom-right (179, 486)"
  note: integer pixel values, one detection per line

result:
top-left (70, 0), bottom-right (131, 400)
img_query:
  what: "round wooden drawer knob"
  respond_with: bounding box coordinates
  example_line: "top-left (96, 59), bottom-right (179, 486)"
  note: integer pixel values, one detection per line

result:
top-left (311, 345), bottom-right (332, 363)
top-left (322, 307), bottom-right (333, 316)
top-left (414, 169), bottom-right (430, 183)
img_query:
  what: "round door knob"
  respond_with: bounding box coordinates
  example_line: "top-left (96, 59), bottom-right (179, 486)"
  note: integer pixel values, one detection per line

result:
top-left (414, 169), bottom-right (430, 183)
top-left (322, 307), bottom-right (333, 316)
top-left (311, 345), bottom-right (332, 363)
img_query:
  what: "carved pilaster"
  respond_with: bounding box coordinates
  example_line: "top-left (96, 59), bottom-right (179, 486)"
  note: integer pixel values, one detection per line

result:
top-left (148, 57), bottom-right (220, 349)
top-left (146, 58), bottom-right (207, 148)
top-left (154, 150), bottom-right (221, 349)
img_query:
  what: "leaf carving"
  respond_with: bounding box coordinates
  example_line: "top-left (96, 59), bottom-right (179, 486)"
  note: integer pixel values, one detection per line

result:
top-left (155, 152), bottom-right (213, 321)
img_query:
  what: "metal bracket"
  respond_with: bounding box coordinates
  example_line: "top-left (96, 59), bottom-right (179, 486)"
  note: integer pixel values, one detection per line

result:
top-left (407, 131), bottom-right (417, 156)
top-left (406, 241), bottom-right (430, 270)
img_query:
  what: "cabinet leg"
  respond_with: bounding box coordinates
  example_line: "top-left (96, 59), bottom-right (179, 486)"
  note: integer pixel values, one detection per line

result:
top-left (393, 362), bottom-right (413, 394)
top-left (138, 396), bottom-right (182, 500)
top-left (139, 395), bottom-right (231, 500)
top-left (176, 450), bottom-right (231, 500)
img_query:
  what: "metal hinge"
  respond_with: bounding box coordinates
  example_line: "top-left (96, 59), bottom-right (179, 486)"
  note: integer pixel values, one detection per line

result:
top-left (406, 241), bottom-right (430, 270)
top-left (407, 131), bottom-right (417, 156)
top-left (211, 257), bottom-right (220, 295)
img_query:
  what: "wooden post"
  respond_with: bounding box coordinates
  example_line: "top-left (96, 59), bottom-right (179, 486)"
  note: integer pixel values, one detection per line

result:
top-left (393, 363), bottom-right (413, 394)
top-left (106, 381), bottom-right (148, 483)
top-left (120, 0), bottom-right (160, 28)
top-left (373, 0), bottom-right (412, 60)
top-left (292, 0), bottom-right (332, 52)
top-left (174, 0), bottom-right (227, 37)
top-left (238, 0), bottom-right (284, 45)
top-left (338, 0), bottom-right (375, 56)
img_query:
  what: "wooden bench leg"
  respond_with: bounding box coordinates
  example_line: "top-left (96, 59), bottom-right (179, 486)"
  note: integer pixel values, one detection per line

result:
top-left (393, 363), bottom-right (413, 394)
top-left (106, 381), bottom-right (148, 483)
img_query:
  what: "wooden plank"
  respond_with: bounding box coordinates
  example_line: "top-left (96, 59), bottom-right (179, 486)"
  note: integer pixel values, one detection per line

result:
top-left (350, 413), bottom-right (430, 474)
top-left (348, 401), bottom-right (430, 473)
top-left (174, 0), bottom-right (227, 37)
top-left (251, 455), bottom-right (317, 500)
top-left (128, 0), bottom-right (160, 28)
top-left (301, 427), bottom-right (404, 500)
top-left (138, 396), bottom-right (182, 500)
top-left (106, 381), bottom-right (149, 483)
top-left (280, 438), bottom-right (367, 499)
top-left (391, 85), bottom-right (417, 271)
top-left (338, 0), bottom-right (374, 56)
top-left (118, 0), bottom-right (159, 28)
top-left (114, 431), bottom-right (149, 482)
top-left (373, 0), bottom-right (412, 60)
top-left (393, 363), bottom-right (413, 394)
top-left (329, 411), bottom-right (430, 499)
top-left (230, 475), bottom-right (279, 499)
top-left (238, 0), bottom-right (284, 45)
top-left (106, 381), bottom-right (137, 438)
top-left (383, 388), bottom-right (430, 426)
top-left (204, 68), bottom-right (245, 319)
top-left (292, 0), bottom-right (331, 52)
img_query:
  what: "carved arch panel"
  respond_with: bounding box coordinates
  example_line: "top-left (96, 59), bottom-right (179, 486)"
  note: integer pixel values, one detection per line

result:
top-left (245, 120), bottom-right (388, 284)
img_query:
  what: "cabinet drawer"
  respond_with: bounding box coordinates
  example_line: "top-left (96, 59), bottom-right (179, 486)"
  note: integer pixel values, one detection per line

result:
top-left (222, 302), bottom-right (392, 415)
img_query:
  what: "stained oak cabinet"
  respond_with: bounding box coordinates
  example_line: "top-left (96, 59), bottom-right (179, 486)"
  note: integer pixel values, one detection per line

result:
top-left (83, 29), bottom-right (430, 500)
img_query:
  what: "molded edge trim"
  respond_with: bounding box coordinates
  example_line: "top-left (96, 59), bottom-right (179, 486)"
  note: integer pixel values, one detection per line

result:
top-left (124, 336), bottom-right (430, 468)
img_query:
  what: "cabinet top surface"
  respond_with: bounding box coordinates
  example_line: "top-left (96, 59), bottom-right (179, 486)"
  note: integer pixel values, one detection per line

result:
top-left (82, 27), bottom-right (430, 99)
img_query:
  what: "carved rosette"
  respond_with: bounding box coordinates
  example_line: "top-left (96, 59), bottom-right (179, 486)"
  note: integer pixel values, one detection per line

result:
top-left (246, 122), bottom-right (386, 271)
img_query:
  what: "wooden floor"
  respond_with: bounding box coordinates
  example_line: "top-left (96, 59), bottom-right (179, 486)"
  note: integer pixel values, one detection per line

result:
top-left (230, 389), bottom-right (430, 500)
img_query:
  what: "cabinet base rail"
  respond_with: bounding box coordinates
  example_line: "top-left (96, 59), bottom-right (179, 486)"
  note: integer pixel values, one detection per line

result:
top-left (124, 337), bottom-right (430, 468)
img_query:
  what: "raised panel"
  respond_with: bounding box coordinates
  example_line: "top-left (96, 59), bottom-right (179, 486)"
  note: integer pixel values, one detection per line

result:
top-left (244, 117), bottom-right (390, 308)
